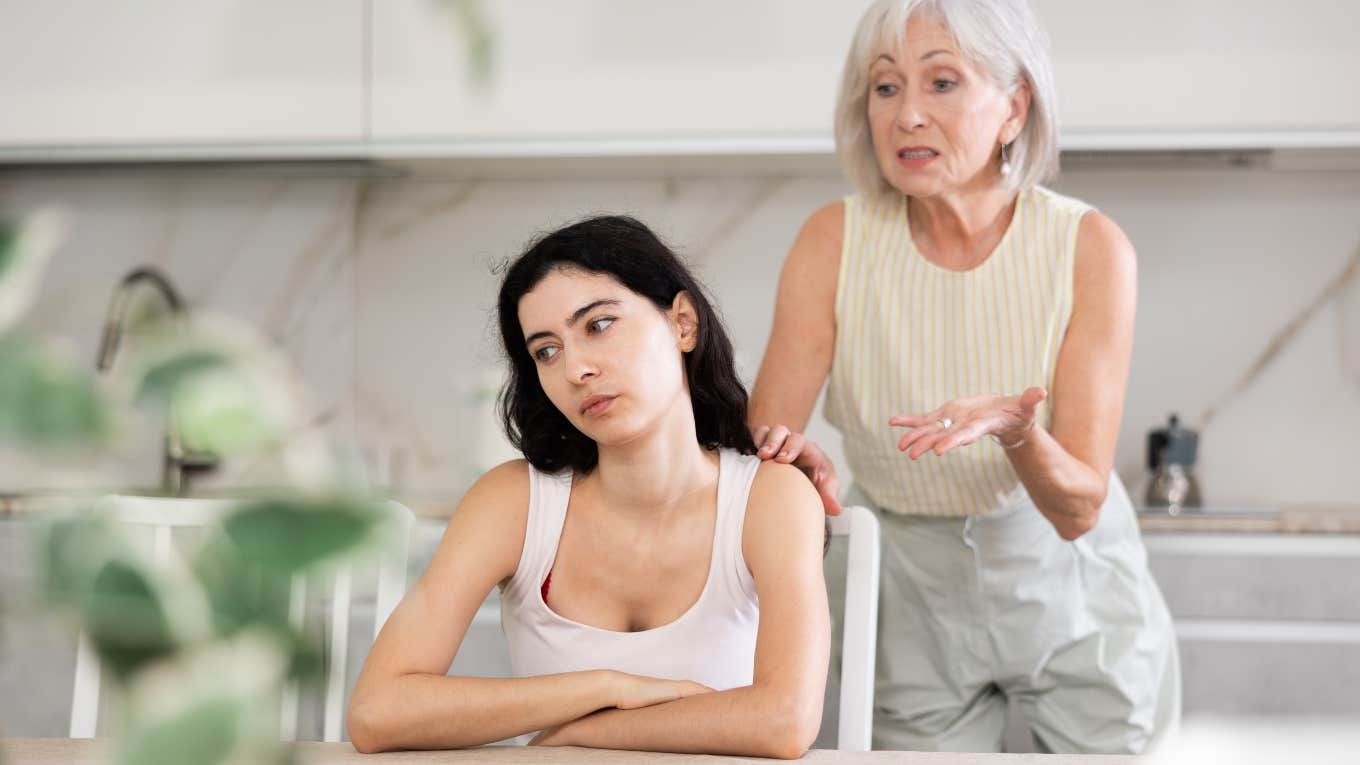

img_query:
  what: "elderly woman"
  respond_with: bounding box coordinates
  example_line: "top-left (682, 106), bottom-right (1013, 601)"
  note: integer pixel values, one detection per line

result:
top-left (749, 0), bottom-right (1179, 754)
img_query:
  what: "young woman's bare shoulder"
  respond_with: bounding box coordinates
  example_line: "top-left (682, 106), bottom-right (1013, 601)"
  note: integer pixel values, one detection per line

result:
top-left (457, 459), bottom-right (530, 517)
top-left (742, 460), bottom-right (824, 558)
top-left (432, 459), bottom-right (533, 582)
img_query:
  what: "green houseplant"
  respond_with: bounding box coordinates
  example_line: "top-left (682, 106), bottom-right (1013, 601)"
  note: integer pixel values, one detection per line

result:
top-left (1, 210), bottom-right (395, 765)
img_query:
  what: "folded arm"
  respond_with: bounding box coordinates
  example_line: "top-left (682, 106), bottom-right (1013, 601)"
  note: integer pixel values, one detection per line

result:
top-left (531, 462), bottom-right (831, 759)
top-left (348, 461), bottom-right (621, 751)
top-left (748, 202), bottom-right (846, 514)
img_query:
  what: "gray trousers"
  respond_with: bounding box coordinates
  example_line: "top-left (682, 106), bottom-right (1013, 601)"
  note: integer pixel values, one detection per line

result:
top-left (824, 475), bottom-right (1180, 754)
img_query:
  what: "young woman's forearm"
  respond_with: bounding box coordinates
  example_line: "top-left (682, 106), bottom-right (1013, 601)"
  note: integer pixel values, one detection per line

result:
top-left (348, 670), bottom-right (615, 753)
top-left (540, 683), bottom-right (821, 760)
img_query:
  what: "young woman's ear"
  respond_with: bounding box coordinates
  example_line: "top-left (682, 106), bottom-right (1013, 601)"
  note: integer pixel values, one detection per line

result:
top-left (671, 291), bottom-right (699, 353)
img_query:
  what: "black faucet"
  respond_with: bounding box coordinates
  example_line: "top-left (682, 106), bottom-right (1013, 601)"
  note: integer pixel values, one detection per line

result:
top-left (95, 266), bottom-right (218, 495)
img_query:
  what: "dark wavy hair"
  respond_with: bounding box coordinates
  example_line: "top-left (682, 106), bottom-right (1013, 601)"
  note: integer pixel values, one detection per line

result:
top-left (496, 215), bottom-right (756, 474)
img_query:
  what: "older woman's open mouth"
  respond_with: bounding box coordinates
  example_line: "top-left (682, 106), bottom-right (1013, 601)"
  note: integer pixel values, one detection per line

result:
top-left (897, 146), bottom-right (940, 167)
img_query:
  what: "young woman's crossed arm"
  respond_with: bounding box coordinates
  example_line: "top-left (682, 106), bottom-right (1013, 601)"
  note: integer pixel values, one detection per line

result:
top-left (346, 461), bottom-right (713, 752)
top-left (527, 461), bottom-right (830, 759)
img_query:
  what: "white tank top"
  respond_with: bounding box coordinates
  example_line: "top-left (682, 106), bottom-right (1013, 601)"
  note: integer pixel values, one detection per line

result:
top-left (499, 448), bottom-right (761, 691)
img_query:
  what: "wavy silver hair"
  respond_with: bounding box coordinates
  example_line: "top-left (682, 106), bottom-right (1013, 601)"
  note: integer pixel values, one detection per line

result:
top-left (834, 0), bottom-right (1060, 197)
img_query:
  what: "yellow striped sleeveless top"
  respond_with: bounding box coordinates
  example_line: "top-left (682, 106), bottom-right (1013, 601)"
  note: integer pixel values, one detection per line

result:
top-left (824, 186), bottom-right (1093, 516)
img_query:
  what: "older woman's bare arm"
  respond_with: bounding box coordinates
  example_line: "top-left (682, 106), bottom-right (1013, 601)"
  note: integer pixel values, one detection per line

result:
top-left (1006, 211), bottom-right (1137, 538)
top-left (749, 202), bottom-right (845, 514)
top-left (529, 461), bottom-right (831, 759)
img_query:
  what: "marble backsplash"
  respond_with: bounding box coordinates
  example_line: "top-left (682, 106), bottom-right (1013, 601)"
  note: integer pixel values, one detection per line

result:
top-left (1, 160), bottom-right (1357, 509)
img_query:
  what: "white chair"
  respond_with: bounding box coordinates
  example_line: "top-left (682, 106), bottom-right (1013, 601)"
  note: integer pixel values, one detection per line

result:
top-left (68, 495), bottom-right (412, 742)
top-left (826, 505), bottom-right (881, 752)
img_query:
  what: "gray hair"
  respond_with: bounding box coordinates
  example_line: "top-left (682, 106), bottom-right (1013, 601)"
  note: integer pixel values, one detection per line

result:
top-left (834, 0), bottom-right (1060, 197)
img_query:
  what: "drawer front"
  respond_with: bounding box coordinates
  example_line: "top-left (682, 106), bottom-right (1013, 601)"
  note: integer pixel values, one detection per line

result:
top-left (1146, 535), bottom-right (1360, 621)
top-left (1179, 638), bottom-right (1360, 716)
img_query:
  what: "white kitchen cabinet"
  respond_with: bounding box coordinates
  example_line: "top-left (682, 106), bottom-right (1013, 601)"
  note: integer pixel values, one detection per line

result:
top-left (369, 0), bottom-right (872, 155)
top-left (0, 0), bottom-right (365, 154)
top-left (1145, 533), bottom-right (1360, 716)
top-left (1035, 0), bottom-right (1360, 149)
top-left (372, 0), bottom-right (1360, 157)
top-left (2, 0), bottom-right (1357, 161)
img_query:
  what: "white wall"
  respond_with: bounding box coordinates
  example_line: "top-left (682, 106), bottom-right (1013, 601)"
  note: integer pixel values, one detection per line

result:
top-left (2, 159), bottom-right (1357, 508)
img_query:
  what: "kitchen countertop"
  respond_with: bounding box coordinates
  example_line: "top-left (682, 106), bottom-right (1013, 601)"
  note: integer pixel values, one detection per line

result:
top-left (1133, 505), bottom-right (1360, 534)
top-left (0, 739), bottom-right (1136, 765)
top-left (5, 494), bottom-right (1359, 534)
top-left (402, 501), bottom-right (1360, 535)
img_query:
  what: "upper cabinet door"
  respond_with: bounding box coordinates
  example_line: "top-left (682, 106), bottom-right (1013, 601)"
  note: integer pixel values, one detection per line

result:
top-left (370, 0), bottom-right (872, 151)
top-left (1036, 0), bottom-right (1360, 147)
top-left (3, 0), bottom-right (1355, 157)
top-left (0, 0), bottom-right (365, 148)
top-left (374, 0), bottom-right (1360, 155)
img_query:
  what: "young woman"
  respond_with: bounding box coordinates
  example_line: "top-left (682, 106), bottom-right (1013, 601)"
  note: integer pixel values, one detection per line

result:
top-left (347, 216), bottom-right (828, 758)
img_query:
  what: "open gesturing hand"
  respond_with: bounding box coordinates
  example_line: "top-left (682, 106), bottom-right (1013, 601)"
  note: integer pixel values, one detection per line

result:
top-left (890, 387), bottom-right (1046, 459)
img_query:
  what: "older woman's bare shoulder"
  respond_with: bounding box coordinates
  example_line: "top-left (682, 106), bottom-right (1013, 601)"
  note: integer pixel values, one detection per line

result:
top-left (798, 201), bottom-right (845, 245)
top-left (1074, 210), bottom-right (1136, 286)
top-left (786, 201), bottom-right (846, 275)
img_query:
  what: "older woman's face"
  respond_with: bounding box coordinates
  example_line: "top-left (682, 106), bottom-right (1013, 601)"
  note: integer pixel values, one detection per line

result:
top-left (867, 15), bottom-right (1027, 198)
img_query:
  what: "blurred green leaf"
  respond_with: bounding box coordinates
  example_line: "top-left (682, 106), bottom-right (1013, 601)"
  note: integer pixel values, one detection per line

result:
top-left (0, 335), bottom-right (107, 448)
top-left (118, 631), bottom-right (298, 765)
top-left (38, 514), bottom-right (117, 606)
top-left (221, 497), bottom-right (382, 574)
top-left (84, 560), bottom-right (177, 682)
top-left (120, 316), bottom-right (300, 460)
top-left (191, 498), bottom-right (371, 684)
top-left (171, 369), bottom-right (282, 456)
top-left (118, 696), bottom-right (240, 765)
top-left (440, 0), bottom-right (494, 86)
top-left (191, 533), bottom-right (294, 637)
top-left (136, 349), bottom-right (234, 403)
top-left (0, 221), bottom-right (18, 277)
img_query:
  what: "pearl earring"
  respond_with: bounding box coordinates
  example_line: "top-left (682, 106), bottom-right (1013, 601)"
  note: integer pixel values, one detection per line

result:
top-left (1000, 142), bottom-right (1012, 176)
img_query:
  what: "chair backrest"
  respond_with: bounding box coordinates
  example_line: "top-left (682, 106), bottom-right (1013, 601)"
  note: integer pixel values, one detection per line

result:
top-left (68, 494), bottom-right (412, 742)
top-left (826, 505), bottom-right (881, 752)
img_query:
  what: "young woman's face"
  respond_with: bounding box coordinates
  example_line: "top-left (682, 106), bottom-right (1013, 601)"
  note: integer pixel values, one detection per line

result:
top-left (866, 14), bottom-right (1028, 198)
top-left (517, 267), bottom-right (695, 446)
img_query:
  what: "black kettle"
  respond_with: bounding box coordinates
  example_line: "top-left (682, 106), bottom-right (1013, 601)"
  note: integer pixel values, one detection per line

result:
top-left (1145, 414), bottom-right (1202, 513)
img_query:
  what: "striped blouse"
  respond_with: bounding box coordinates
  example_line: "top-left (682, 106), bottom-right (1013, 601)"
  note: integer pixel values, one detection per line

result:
top-left (823, 186), bottom-right (1093, 516)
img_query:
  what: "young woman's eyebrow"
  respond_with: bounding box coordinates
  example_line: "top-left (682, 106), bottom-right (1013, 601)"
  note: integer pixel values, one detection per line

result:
top-left (524, 298), bottom-right (622, 346)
